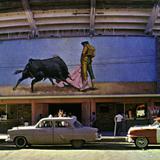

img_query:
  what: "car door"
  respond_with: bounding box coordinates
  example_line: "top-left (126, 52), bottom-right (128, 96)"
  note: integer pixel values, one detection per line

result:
top-left (33, 120), bottom-right (53, 144)
top-left (53, 120), bottom-right (73, 144)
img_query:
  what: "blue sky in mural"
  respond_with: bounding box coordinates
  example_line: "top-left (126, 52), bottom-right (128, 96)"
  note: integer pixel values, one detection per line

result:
top-left (0, 36), bottom-right (156, 85)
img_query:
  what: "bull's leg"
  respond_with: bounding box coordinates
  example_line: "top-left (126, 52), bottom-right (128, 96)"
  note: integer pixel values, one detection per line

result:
top-left (13, 77), bottom-right (26, 90)
top-left (31, 77), bottom-right (43, 92)
top-left (49, 78), bottom-right (55, 85)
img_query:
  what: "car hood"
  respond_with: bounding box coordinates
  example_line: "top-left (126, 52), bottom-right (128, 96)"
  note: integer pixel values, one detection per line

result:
top-left (82, 127), bottom-right (98, 132)
top-left (128, 125), bottom-right (158, 132)
top-left (9, 126), bottom-right (35, 131)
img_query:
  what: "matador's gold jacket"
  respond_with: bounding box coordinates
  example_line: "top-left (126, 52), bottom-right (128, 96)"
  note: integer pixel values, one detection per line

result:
top-left (81, 44), bottom-right (96, 80)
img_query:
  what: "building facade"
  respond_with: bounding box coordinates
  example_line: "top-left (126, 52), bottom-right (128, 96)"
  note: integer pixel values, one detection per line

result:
top-left (0, 36), bottom-right (160, 133)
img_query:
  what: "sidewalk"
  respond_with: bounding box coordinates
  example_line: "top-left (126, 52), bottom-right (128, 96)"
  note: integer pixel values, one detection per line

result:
top-left (100, 131), bottom-right (127, 142)
top-left (100, 136), bottom-right (127, 142)
top-left (100, 131), bottom-right (127, 136)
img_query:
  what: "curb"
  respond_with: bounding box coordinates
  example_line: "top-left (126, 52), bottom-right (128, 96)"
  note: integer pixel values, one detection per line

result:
top-left (100, 136), bottom-right (127, 142)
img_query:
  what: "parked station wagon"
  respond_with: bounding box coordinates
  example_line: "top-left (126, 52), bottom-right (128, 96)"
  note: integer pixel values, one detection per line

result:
top-left (7, 116), bottom-right (99, 148)
top-left (127, 117), bottom-right (160, 148)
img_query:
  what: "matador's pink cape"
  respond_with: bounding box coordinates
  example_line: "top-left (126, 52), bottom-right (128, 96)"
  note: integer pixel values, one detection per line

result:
top-left (56, 65), bottom-right (89, 89)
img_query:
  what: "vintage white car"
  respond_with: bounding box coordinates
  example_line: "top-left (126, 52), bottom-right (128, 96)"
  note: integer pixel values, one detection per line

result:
top-left (7, 116), bottom-right (99, 148)
top-left (127, 117), bottom-right (160, 148)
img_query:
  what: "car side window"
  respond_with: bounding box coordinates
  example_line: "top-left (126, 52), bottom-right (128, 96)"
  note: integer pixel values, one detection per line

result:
top-left (54, 121), bottom-right (69, 128)
top-left (38, 120), bottom-right (53, 128)
top-left (73, 121), bottom-right (83, 128)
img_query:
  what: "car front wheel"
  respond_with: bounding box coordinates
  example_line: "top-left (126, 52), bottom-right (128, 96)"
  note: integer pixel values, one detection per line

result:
top-left (135, 137), bottom-right (148, 149)
top-left (71, 140), bottom-right (84, 149)
top-left (15, 136), bottom-right (27, 149)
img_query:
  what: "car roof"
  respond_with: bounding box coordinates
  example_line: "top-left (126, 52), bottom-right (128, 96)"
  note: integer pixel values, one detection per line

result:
top-left (40, 117), bottom-right (74, 121)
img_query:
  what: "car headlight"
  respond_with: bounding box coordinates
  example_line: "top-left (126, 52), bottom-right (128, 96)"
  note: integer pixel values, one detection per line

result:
top-left (5, 135), bottom-right (11, 142)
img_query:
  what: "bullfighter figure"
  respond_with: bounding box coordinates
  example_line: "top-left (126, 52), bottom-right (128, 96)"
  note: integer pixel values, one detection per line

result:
top-left (80, 41), bottom-right (96, 90)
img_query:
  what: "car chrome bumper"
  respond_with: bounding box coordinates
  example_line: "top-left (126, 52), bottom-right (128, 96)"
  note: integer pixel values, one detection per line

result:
top-left (5, 135), bottom-right (12, 142)
top-left (95, 133), bottom-right (102, 141)
top-left (127, 136), bottom-right (134, 143)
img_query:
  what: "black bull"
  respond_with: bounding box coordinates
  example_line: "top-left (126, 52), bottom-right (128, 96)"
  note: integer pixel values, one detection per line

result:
top-left (13, 56), bottom-right (72, 92)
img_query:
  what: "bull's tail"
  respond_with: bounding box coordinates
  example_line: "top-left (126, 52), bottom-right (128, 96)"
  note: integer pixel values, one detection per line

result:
top-left (14, 70), bottom-right (23, 74)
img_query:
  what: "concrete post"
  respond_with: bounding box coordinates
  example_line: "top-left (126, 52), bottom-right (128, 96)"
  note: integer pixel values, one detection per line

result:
top-left (81, 101), bottom-right (91, 126)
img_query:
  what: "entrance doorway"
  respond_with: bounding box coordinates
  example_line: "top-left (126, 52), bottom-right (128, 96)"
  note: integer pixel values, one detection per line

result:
top-left (96, 103), bottom-right (124, 132)
top-left (48, 103), bottom-right (82, 121)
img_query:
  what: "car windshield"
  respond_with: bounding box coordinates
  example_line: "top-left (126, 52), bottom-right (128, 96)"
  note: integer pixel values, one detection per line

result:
top-left (151, 120), bottom-right (160, 126)
top-left (73, 120), bottom-right (83, 128)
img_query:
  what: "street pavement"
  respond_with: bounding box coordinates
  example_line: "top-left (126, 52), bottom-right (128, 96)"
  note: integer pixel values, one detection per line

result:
top-left (0, 140), bottom-right (160, 160)
top-left (0, 134), bottom-right (160, 160)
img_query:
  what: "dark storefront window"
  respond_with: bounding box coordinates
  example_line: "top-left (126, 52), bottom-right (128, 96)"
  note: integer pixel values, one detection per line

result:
top-left (148, 102), bottom-right (160, 118)
top-left (124, 103), bottom-right (149, 131)
top-left (96, 103), bottom-right (124, 131)
top-left (0, 104), bottom-right (7, 120)
top-left (95, 102), bottom-right (151, 134)
top-left (0, 104), bottom-right (31, 123)
top-left (0, 104), bottom-right (31, 133)
top-left (125, 103), bottom-right (147, 119)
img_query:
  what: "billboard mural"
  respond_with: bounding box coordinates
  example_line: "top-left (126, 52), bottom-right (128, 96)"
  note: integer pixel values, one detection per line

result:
top-left (0, 36), bottom-right (156, 96)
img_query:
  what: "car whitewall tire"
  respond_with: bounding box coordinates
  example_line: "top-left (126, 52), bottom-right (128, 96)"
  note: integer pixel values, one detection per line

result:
top-left (135, 137), bottom-right (148, 149)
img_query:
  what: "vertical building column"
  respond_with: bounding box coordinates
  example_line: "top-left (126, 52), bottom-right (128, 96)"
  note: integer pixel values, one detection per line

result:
top-left (42, 104), bottom-right (49, 117)
top-left (31, 102), bottom-right (37, 125)
top-left (90, 99), bottom-right (96, 113)
top-left (89, 0), bottom-right (96, 36)
top-left (81, 101), bottom-right (91, 126)
top-left (31, 103), bottom-right (48, 125)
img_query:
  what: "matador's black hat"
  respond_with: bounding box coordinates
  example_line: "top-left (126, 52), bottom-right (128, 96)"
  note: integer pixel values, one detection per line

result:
top-left (81, 41), bottom-right (89, 45)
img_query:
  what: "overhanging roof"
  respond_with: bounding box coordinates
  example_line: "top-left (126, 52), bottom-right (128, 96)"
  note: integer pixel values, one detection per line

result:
top-left (0, 94), bottom-right (160, 100)
top-left (0, 0), bottom-right (159, 40)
